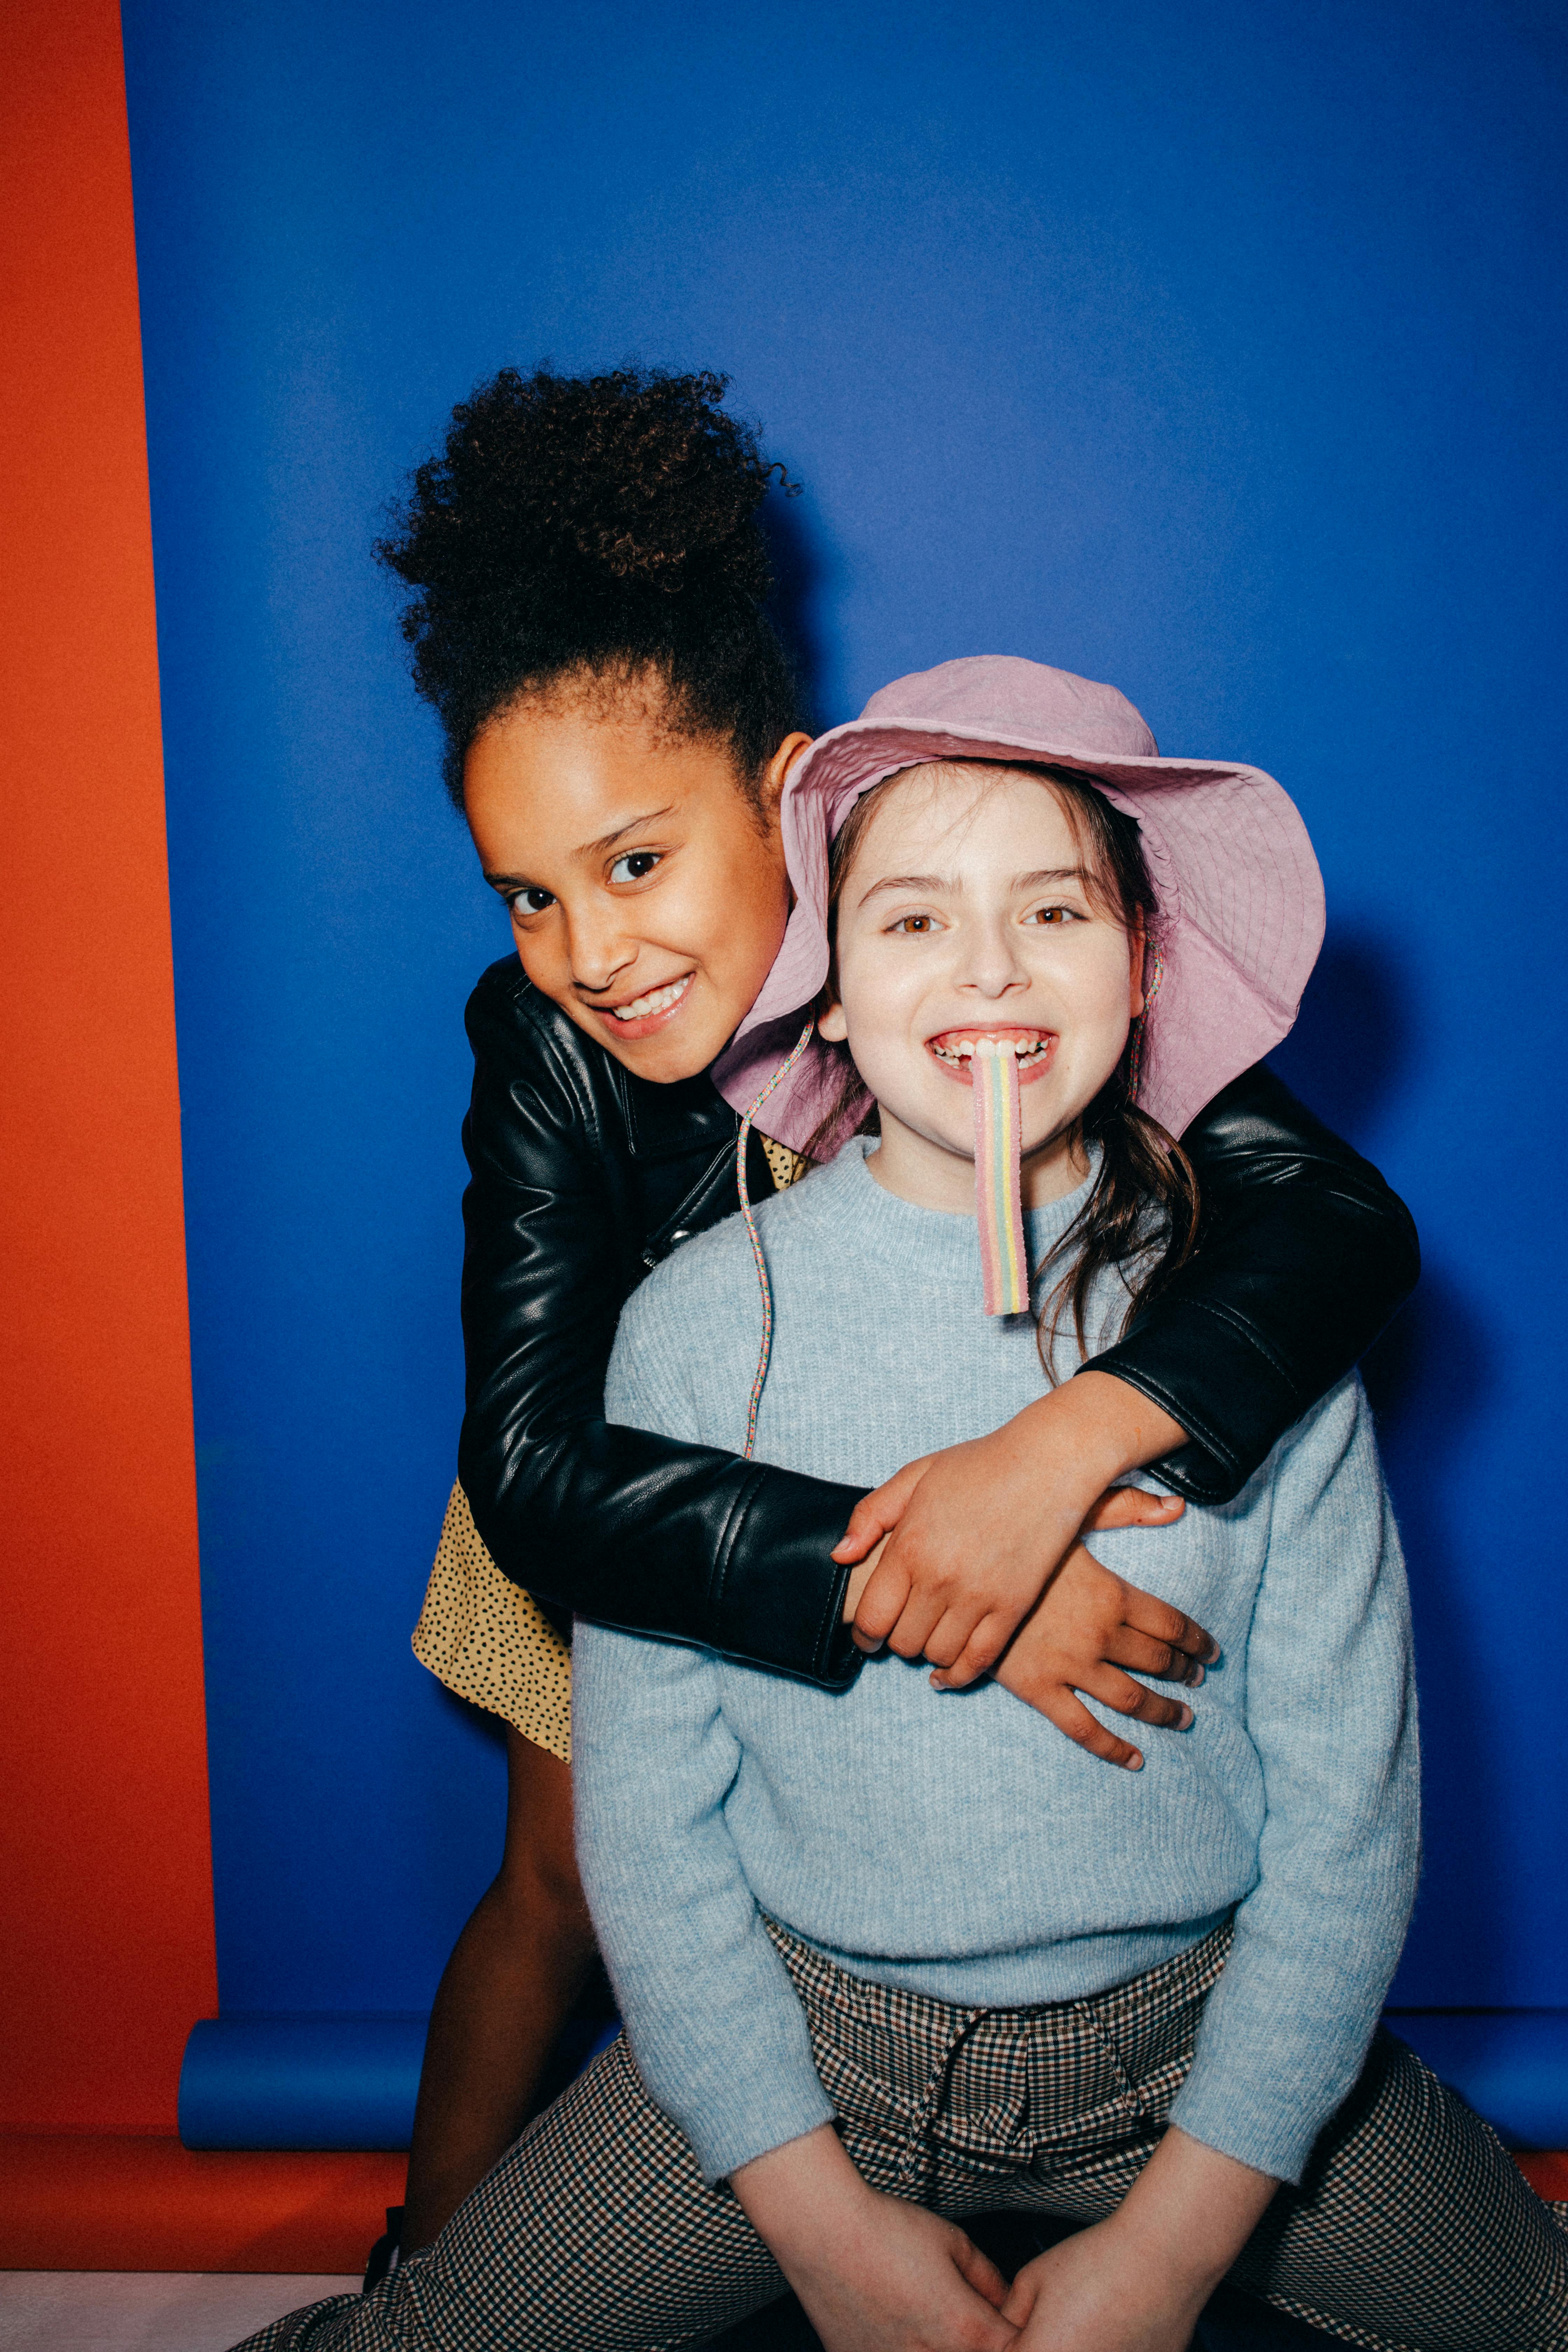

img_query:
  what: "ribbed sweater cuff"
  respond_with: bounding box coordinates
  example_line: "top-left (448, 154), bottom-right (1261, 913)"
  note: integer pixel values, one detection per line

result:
top-left (689, 2086), bottom-right (838, 2188)
top-left (1168, 2073), bottom-right (1322, 2187)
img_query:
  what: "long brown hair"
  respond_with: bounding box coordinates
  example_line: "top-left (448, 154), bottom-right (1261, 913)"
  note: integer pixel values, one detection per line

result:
top-left (806, 762), bottom-right (1200, 1372)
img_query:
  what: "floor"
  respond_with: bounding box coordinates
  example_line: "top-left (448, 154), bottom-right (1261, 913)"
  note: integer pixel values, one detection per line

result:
top-left (0, 2274), bottom-right (358, 2351)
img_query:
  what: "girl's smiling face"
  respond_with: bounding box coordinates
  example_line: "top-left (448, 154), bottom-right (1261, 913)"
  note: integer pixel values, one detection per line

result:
top-left (819, 764), bottom-right (1146, 1213)
top-left (464, 679), bottom-right (811, 1084)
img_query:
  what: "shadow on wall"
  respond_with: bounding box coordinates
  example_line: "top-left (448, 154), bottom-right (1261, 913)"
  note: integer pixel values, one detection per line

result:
top-left (1267, 929), bottom-right (1412, 1144)
top-left (1270, 931), bottom-right (1500, 1998)
top-left (761, 492), bottom-right (835, 734)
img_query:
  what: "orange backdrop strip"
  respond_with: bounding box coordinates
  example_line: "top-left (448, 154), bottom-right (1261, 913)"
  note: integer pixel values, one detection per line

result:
top-left (0, 2140), bottom-right (407, 2273)
top-left (0, 0), bottom-right (218, 2132)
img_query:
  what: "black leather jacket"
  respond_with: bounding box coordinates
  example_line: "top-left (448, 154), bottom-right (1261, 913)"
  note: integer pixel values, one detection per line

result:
top-left (457, 955), bottom-right (1419, 1692)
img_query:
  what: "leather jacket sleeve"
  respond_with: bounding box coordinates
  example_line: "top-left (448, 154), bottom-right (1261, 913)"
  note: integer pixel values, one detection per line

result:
top-left (455, 978), bottom-right (866, 1689)
top-left (1089, 1066), bottom-right (1421, 1503)
top-left (456, 965), bottom-right (1420, 1685)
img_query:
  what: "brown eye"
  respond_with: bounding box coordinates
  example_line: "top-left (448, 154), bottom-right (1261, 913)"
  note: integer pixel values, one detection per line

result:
top-left (515, 888), bottom-right (555, 916)
top-left (890, 914), bottom-right (936, 934)
top-left (609, 851), bottom-right (662, 884)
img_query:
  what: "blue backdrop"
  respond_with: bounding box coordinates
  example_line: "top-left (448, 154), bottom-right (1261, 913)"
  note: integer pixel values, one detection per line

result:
top-left (121, 0), bottom-right (1565, 2025)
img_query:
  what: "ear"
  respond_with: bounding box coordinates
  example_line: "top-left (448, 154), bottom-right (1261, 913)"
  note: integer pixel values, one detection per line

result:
top-left (1128, 912), bottom-right (1147, 1020)
top-left (818, 996), bottom-right (849, 1044)
top-left (757, 730), bottom-right (814, 819)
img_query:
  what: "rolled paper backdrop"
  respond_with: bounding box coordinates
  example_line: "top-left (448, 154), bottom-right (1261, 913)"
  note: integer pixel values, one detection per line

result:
top-left (974, 1040), bottom-right (1028, 1317)
top-left (177, 2014), bottom-right (620, 2149)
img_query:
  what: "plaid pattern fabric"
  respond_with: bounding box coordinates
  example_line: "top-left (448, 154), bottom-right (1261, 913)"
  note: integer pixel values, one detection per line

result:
top-left (230, 1923), bottom-right (1568, 2352)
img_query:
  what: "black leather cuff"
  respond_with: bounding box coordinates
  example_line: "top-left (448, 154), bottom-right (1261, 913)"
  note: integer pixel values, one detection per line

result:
top-left (710, 1469), bottom-right (864, 1689)
top-left (1086, 1300), bottom-right (1307, 1505)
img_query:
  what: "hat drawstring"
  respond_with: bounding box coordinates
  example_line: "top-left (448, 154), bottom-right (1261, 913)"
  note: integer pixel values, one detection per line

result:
top-left (736, 1018), bottom-right (817, 1460)
top-left (1126, 941), bottom-right (1166, 1106)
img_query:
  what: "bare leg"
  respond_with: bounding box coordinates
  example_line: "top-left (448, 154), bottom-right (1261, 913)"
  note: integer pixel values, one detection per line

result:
top-left (401, 1727), bottom-right (597, 2250)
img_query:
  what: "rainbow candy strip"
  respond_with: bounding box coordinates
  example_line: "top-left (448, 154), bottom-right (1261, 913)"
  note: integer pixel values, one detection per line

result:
top-left (973, 1038), bottom-right (1029, 1316)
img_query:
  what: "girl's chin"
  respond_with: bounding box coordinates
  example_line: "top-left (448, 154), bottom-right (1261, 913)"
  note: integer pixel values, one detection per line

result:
top-left (593, 1005), bottom-right (733, 1084)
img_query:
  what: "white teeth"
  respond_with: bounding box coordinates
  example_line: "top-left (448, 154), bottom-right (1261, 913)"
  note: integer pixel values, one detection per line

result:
top-left (931, 1032), bottom-right (1049, 1064)
top-left (610, 975), bottom-right (693, 1022)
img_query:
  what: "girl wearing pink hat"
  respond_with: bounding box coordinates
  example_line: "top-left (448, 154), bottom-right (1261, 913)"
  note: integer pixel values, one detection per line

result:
top-left (365, 373), bottom-right (1420, 2262)
top-left (240, 659), bottom-right (1567, 2352)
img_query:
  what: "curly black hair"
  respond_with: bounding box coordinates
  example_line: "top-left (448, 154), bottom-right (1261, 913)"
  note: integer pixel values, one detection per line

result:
top-left (377, 366), bottom-right (803, 810)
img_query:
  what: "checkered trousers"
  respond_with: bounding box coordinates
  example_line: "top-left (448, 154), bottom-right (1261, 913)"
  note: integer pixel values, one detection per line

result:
top-left (230, 1919), bottom-right (1568, 2352)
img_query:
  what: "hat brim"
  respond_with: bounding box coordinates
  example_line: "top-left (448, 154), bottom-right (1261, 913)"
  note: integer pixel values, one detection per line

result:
top-left (712, 714), bottom-right (1324, 1151)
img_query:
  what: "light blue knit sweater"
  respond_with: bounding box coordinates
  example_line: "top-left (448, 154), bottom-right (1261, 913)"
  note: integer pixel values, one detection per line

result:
top-left (577, 1140), bottom-right (1419, 2189)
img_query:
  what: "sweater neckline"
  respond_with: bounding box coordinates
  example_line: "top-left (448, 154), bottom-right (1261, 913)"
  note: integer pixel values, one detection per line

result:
top-left (783, 1137), bottom-right (1100, 1294)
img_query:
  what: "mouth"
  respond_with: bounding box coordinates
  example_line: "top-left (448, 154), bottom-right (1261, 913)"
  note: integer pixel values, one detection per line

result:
top-left (927, 1028), bottom-right (1057, 1085)
top-left (592, 971), bottom-right (696, 1041)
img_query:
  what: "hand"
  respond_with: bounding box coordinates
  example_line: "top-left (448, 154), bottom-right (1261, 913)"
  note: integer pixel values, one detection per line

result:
top-left (732, 2126), bottom-right (1017, 2352)
top-left (982, 1513), bottom-right (1217, 1771)
top-left (1003, 2127), bottom-right (1278, 2352)
top-left (1003, 2216), bottom-right (1207, 2352)
top-left (833, 1373), bottom-right (1191, 1682)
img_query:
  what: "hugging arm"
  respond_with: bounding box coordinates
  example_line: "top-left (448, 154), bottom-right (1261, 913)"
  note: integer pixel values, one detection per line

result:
top-left (458, 968), bottom-right (1417, 1696)
top-left (455, 976), bottom-right (864, 1687)
top-left (840, 1064), bottom-right (1419, 1706)
top-left (1096, 1065), bottom-right (1421, 1502)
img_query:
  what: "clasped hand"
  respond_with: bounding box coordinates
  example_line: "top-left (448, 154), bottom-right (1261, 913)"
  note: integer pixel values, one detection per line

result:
top-left (832, 1372), bottom-right (1217, 1770)
top-left (734, 2123), bottom-right (1273, 2352)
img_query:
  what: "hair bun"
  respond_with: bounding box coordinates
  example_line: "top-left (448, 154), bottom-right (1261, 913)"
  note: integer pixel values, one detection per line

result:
top-left (379, 365), bottom-right (802, 807)
top-left (416, 365), bottom-right (783, 604)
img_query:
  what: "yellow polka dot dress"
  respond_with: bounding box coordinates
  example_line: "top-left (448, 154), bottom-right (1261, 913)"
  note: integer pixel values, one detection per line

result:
top-left (412, 1135), bottom-right (811, 1757)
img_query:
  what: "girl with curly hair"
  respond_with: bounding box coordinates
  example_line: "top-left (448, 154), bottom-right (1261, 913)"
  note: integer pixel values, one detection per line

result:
top-left (364, 366), bottom-right (1416, 2260)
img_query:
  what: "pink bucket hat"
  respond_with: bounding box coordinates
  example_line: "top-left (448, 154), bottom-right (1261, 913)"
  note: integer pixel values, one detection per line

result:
top-left (711, 655), bottom-right (1325, 1151)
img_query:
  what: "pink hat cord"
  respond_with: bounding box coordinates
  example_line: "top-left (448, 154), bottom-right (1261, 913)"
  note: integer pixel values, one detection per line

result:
top-left (734, 1016), bottom-right (816, 1460)
top-left (1126, 940), bottom-right (1166, 1108)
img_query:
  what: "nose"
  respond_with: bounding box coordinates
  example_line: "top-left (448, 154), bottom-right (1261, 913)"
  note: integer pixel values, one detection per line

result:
top-left (563, 899), bottom-right (638, 995)
top-left (958, 911), bottom-right (1028, 1001)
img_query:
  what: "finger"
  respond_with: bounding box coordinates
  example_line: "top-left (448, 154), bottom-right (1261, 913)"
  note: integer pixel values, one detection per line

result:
top-left (849, 1553), bottom-right (912, 1648)
top-left (950, 2231), bottom-right (1012, 2312)
top-left (882, 1589), bottom-right (949, 1661)
top-left (1103, 1626), bottom-right (1207, 1684)
top-left (930, 1612), bottom-right (1018, 1689)
top-left (1034, 1686), bottom-right (1144, 1771)
top-left (919, 1605), bottom-right (987, 1671)
top-left (1081, 1486), bottom-right (1186, 1532)
top-left (831, 1498), bottom-right (897, 1564)
top-left (1080, 1667), bottom-right (1194, 1730)
top-left (1121, 1590), bottom-right (1218, 1662)
top-left (1000, 2261), bottom-right (1044, 2328)
top-left (830, 1458), bottom-right (935, 1561)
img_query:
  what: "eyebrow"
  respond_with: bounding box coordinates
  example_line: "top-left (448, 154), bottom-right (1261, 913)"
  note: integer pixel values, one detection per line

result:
top-left (855, 864), bottom-right (1091, 907)
top-left (481, 805), bottom-right (679, 892)
top-left (578, 804), bottom-right (677, 859)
